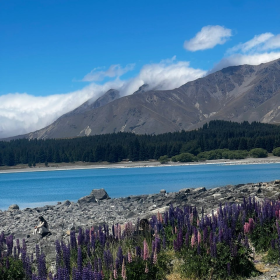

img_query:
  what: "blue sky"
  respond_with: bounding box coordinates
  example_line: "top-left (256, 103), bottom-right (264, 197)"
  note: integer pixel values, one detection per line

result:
top-left (1, 0), bottom-right (280, 137)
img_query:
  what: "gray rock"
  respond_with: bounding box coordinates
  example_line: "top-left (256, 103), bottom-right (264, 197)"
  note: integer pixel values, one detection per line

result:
top-left (90, 189), bottom-right (110, 200)
top-left (8, 204), bottom-right (19, 211)
top-left (160, 189), bottom-right (166, 194)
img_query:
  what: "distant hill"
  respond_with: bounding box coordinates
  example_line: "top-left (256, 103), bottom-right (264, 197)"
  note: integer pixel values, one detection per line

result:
top-left (5, 58), bottom-right (280, 140)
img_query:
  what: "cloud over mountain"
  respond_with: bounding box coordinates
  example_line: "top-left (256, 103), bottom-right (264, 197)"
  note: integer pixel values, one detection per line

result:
top-left (212, 32), bottom-right (280, 72)
top-left (0, 58), bottom-right (206, 138)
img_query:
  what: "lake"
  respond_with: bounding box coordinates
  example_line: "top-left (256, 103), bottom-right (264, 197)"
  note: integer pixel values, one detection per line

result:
top-left (1, 163), bottom-right (280, 210)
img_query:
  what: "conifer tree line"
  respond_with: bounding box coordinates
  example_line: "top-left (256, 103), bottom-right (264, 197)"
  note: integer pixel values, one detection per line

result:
top-left (1, 120), bottom-right (280, 166)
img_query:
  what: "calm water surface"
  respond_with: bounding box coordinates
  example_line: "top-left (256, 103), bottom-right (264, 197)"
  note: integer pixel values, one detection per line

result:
top-left (1, 163), bottom-right (280, 210)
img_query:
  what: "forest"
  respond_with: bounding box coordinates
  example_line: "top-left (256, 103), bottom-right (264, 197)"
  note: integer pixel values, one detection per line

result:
top-left (1, 120), bottom-right (280, 166)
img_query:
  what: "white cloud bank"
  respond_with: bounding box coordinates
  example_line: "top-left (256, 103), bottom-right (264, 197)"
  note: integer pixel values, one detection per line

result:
top-left (212, 32), bottom-right (280, 72)
top-left (0, 57), bottom-right (206, 138)
top-left (184, 25), bottom-right (232, 51)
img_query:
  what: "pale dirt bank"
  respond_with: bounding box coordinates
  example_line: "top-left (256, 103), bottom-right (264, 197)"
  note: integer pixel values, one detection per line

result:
top-left (0, 156), bottom-right (280, 174)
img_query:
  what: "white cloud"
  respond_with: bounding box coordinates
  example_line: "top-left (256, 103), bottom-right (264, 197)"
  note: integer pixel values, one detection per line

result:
top-left (211, 52), bottom-right (280, 72)
top-left (184, 25), bottom-right (232, 51)
top-left (211, 32), bottom-right (280, 72)
top-left (120, 56), bottom-right (206, 96)
top-left (82, 64), bottom-right (135, 82)
top-left (0, 58), bottom-right (206, 138)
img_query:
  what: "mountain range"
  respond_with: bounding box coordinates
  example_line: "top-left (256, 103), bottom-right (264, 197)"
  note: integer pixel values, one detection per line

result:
top-left (6, 58), bottom-right (280, 140)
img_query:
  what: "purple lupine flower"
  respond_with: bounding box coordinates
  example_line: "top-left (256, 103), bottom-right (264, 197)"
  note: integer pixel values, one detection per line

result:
top-left (37, 252), bottom-right (47, 278)
top-left (177, 230), bottom-right (183, 250)
top-left (197, 243), bottom-right (201, 255)
top-left (85, 229), bottom-right (90, 245)
top-left (185, 232), bottom-right (189, 248)
top-left (91, 231), bottom-right (95, 251)
top-left (98, 258), bottom-right (102, 272)
top-left (77, 247), bottom-right (83, 272)
top-left (70, 231), bottom-right (77, 250)
top-left (55, 240), bottom-right (61, 269)
top-left (227, 263), bottom-right (231, 275)
top-left (211, 239), bottom-right (217, 258)
top-left (62, 242), bottom-right (71, 274)
top-left (82, 266), bottom-right (89, 280)
top-left (135, 246), bottom-right (141, 258)
top-left (78, 228), bottom-right (84, 246)
top-left (6, 235), bottom-right (13, 256)
top-left (116, 246), bottom-right (123, 269)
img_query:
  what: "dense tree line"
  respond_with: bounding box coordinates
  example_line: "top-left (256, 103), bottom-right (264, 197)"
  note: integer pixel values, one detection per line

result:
top-left (1, 120), bottom-right (280, 166)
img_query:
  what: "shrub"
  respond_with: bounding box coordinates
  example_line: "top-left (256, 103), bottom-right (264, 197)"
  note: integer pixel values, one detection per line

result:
top-left (272, 147), bottom-right (280, 156)
top-left (159, 155), bottom-right (169, 164)
top-left (175, 153), bottom-right (195, 162)
top-left (249, 148), bottom-right (268, 158)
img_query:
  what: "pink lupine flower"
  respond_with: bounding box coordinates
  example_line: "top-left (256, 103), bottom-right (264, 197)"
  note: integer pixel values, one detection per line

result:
top-left (145, 263), bottom-right (149, 273)
top-left (122, 259), bottom-right (127, 279)
top-left (159, 213), bottom-right (163, 223)
top-left (143, 239), bottom-right (149, 260)
top-left (128, 251), bottom-right (132, 263)
top-left (174, 226), bottom-right (177, 234)
top-left (190, 213), bottom-right (193, 224)
top-left (244, 222), bottom-right (250, 234)
top-left (248, 218), bottom-right (254, 231)
top-left (197, 231), bottom-right (201, 245)
top-left (191, 234), bottom-right (196, 247)
top-left (118, 225), bottom-right (122, 240)
top-left (197, 219), bottom-right (200, 226)
top-left (113, 269), bottom-right (118, 279)
top-left (153, 250), bottom-right (157, 264)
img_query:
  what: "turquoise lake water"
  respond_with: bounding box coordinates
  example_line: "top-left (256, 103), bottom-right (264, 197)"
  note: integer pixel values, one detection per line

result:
top-left (1, 163), bottom-right (280, 210)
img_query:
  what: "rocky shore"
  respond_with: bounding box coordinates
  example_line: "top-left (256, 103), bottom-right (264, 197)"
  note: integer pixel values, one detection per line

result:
top-left (1, 180), bottom-right (280, 278)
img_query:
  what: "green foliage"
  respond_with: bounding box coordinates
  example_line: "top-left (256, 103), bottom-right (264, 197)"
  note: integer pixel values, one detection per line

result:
top-left (196, 149), bottom-right (248, 160)
top-left (249, 221), bottom-right (277, 252)
top-left (0, 257), bottom-right (25, 280)
top-left (272, 147), bottom-right (280, 156)
top-left (159, 155), bottom-right (169, 164)
top-left (249, 148), bottom-right (268, 158)
top-left (0, 120), bottom-right (280, 166)
top-left (172, 152), bottom-right (195, 162)
top-left (178, 242), bottom-right (256, 280)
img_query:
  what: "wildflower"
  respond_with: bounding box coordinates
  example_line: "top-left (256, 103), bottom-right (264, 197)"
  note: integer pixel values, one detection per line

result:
top-left (122, 259), bottom-right (127, 280)
top-left (143, 239), bottom-right (149, 260)
top-left (145, 263), bottom-right (149, 273)
top-left (191, 234), bottom-right (196, 247)
top-left (153, 250), bottom-right (157, 264)
top-left (127, 251), bottom-right (132, 263)
top-left (113, 269), bottom-right (118, 279)
top-left (197, 231), bottom-right (201, 245)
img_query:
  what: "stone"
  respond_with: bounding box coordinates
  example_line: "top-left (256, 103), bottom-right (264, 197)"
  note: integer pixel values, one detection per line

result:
top-left (90, 189), bottom-right (110, 200)
top-left (78, 194), bottom-right (97, 205)
top-left (8, 204), bottom-right (19, 211)
top-left (160, 189), bottom-right (166, 194)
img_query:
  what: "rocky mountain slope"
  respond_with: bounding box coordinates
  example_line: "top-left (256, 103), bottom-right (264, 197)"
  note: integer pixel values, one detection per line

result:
top-left (7, 58), bottom-right (280, 139)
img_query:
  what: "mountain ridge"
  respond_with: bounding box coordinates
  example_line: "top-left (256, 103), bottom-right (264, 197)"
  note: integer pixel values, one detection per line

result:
top-left (4, 58), bottom-right (280, 140)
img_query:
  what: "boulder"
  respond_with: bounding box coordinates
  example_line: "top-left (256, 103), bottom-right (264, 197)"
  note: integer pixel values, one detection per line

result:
top-left (8, 204), bottom-right (19, 211)
top-left (90, 189), bottom-right (110, 200)
top-left (77, 193), bottom-right (97, 205)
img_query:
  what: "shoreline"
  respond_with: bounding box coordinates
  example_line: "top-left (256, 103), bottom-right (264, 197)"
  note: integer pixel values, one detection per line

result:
top-left (0, 156), bottom-right (280, 174)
